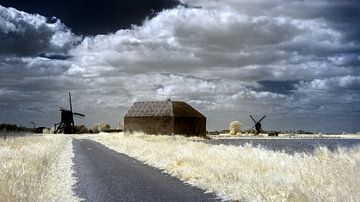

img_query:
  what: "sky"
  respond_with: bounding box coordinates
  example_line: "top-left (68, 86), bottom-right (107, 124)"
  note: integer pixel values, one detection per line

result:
top-left (0, 0), bottom-right (359, 133)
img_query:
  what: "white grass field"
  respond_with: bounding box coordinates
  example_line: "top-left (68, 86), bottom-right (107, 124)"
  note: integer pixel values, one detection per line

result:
top-left (1, 133), bottom-right (359, 201)
top-left (88, 132), bottom-right (360, 201)
top-left (213, 133), bottom-right (360, 139)
top-left (0, 135), bottom-right (79, 201)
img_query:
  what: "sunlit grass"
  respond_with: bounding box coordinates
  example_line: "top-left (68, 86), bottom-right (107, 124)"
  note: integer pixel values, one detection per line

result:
top-left (0, 134), bottom-right (78, 201)
top-left (89, 132), bottom-right (360, 201)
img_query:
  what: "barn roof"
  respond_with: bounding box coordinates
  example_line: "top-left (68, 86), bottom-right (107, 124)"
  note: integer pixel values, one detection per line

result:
top-left (124, 101), bottom-right (205, 118)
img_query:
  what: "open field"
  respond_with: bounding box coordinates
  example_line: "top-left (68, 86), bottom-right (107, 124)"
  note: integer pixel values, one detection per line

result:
top-left (88, 132), bottom-right (360, 201)
top-left (212, 133), bottom-right (360, 139)
top-left (205, 138), bottom-right (360, 154)
top-left (0, 135), bottom-right (78, 201)
top-left (1, 133), bottom-right (360, 201)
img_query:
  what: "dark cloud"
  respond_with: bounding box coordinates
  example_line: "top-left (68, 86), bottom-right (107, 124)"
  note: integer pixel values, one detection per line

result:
top-left (0, 56), bottom-right (70, 79)
top-left (257, 80), bottom-right (298, 95)
top-left (0, 0), bottom-right (179, 35)
top-left (38, 53), bottom-right (72, 60)
top-left (0, 5), bottom-right (79, 57)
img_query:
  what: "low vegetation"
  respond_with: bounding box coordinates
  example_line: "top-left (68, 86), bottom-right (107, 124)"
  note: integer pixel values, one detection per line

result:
top-left (0, 123), bottom-right (34, 133)
top-left (92, 123), bottom-right (111, 133)
top-left (75, 125), bottom-right (89, 134)
top-left (0, 135), bottom-right (78, 201)
top-left (90, 133), bottom-right (360, 201)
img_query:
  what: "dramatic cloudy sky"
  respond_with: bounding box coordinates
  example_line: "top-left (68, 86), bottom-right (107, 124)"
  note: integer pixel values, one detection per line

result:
top-left (1, 0), bottom-right (359, 133)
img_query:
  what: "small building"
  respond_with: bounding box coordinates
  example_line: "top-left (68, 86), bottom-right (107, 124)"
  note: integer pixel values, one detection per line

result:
top-left (124, 100), bottom-right (206, 136)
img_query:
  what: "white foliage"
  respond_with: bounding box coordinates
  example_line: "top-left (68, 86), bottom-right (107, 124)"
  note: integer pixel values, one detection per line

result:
top-left (42, 127), bottom-right (55, 134)
top-left (229, 121), bottom-right (241, 135)
top-left (90, 133), bottom-right (360, 201)
top-left (0, 135), bottom-right (79, 201)
top-left (93, 122), bottom-right (111, 133)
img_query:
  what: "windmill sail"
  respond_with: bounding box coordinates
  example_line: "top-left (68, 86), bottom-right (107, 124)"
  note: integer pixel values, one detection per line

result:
top-left (73, 112), bottom-right (85, 117)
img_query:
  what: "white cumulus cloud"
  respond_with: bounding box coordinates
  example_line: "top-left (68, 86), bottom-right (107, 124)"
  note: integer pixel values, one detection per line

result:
top-left (0, 5), bottom-right (80, 56)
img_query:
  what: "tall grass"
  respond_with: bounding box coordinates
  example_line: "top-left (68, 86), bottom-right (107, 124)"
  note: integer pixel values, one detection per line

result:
top-left (0, 135), bottom-right (79, 201)
top-left (90, 133), bottom-right (360, 201)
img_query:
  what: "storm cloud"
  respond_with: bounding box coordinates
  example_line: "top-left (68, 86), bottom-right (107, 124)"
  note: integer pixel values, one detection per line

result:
top-left (0, 5), bottom-right (79, 57)
top-left (0, 1), bottom-right (359, 132)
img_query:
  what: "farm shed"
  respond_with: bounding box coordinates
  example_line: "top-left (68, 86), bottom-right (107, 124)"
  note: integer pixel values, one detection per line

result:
top-left (124, 100), bottom-right (206, 136)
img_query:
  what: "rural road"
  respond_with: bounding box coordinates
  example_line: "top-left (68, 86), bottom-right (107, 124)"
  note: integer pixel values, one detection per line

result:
top-left (72, 139), bottom-right (219, 202)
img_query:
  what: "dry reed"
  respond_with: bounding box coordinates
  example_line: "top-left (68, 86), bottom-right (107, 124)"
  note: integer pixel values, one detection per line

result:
top-left (0, 134), bottom-right (79, 201)
top-left (89, 132), bottom-right (360, 201)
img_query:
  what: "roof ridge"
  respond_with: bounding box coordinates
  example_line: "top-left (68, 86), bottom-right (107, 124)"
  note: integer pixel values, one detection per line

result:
top-left (124, 100), bottom-right (204, 118)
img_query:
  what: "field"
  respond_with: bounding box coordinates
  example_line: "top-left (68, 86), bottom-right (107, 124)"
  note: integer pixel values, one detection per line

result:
top-left (89, 133), bottom-right (360, 201)
top-left (0, 134), bottom-right (79, 201)
top-left (1, 133), bottom-right (360, 201)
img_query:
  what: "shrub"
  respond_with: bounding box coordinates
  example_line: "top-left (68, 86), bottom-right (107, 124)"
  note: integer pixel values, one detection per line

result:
top-left (229, 121), bottom-right (241, 135)
top-left (92, 123), bottom-right (111, 133)
top-left (75, 125), bottom-right (89, 134)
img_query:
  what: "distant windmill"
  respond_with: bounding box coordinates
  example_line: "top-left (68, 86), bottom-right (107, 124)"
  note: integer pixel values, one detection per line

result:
top-left (54, 92), bottom-right (85, 134)
top-left (250, 115), bottom-right (266, 134)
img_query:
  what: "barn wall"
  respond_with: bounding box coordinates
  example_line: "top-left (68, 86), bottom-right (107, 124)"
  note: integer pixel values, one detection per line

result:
top-left (174, 117), bottom-right (206, 136)
top-left (124, 116), bottom-right (174, 135)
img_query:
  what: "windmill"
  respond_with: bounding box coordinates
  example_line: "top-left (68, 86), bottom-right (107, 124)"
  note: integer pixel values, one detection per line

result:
top-left (54, 92), bottom-right (85, 134)
top-left (250, 115), bottom-right (266, 134)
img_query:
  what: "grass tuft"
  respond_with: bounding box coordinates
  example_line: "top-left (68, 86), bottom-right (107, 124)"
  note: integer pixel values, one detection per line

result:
top-left (0, 134), bottom-right (79, 201)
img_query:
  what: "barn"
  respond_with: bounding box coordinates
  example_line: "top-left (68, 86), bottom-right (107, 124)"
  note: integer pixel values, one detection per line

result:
top-left (124, 100), bottom-right (206, 136)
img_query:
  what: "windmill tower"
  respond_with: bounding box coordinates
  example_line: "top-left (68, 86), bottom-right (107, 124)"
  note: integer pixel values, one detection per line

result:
top-left (250, 114), bottom-right (266, 134)
top-left (54, 92), bottom-right (85, 134)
